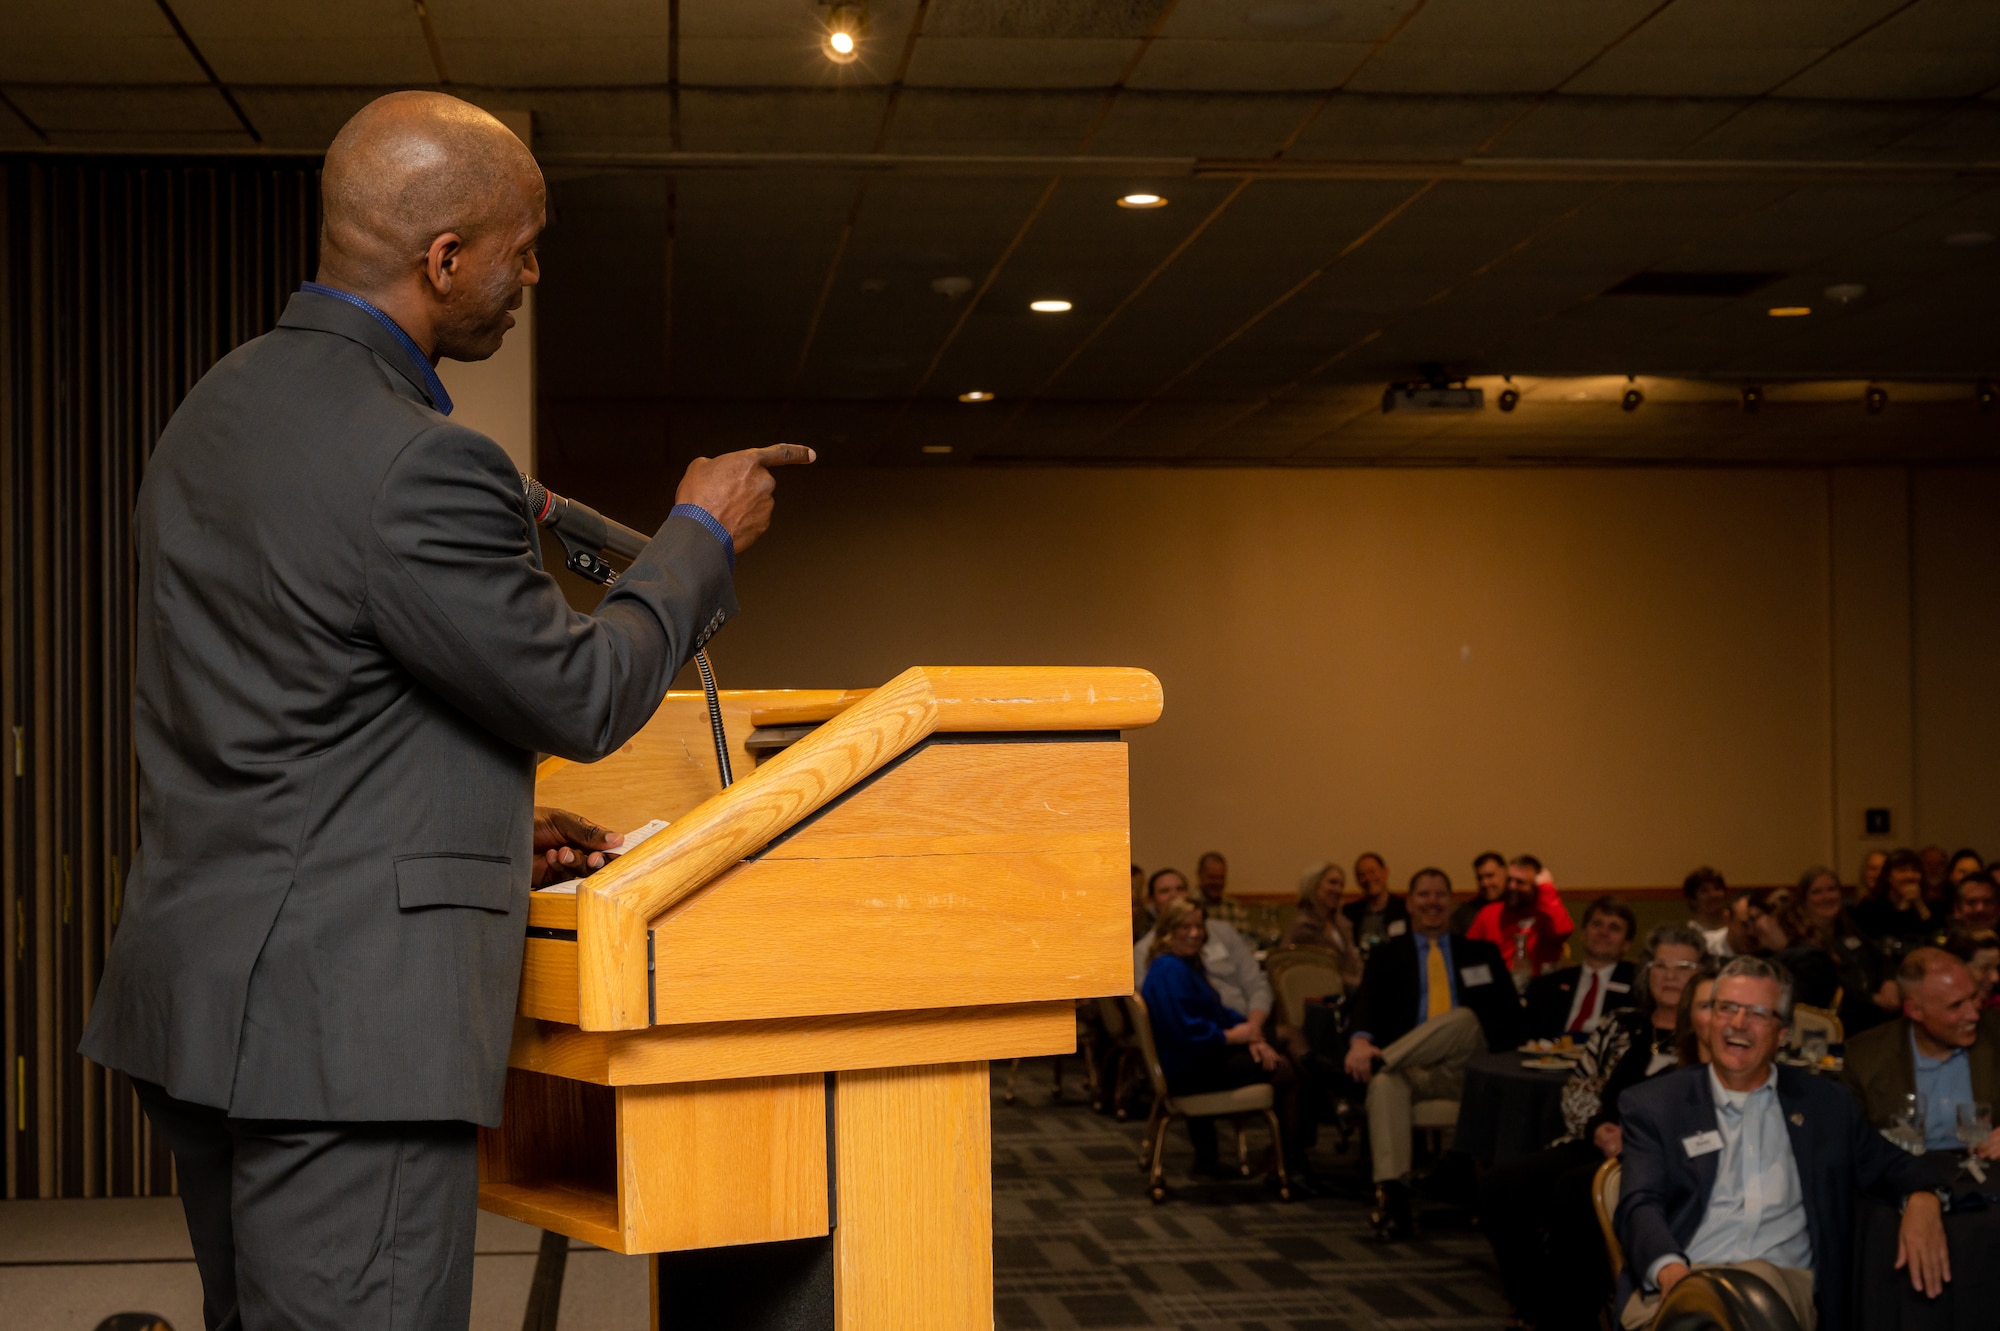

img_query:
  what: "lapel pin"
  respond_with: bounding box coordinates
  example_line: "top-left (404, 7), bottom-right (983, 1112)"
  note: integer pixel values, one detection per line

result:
top-left (1789, 1112), bottom-right (1804, 1126)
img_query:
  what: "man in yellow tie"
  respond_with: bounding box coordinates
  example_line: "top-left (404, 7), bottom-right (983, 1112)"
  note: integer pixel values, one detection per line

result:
top-left (1345, 867), bottom-right (1525, 1239)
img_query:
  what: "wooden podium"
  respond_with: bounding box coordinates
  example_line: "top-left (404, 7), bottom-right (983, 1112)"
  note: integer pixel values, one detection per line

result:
top-left (479, 666), bottom-right (1162, 1328)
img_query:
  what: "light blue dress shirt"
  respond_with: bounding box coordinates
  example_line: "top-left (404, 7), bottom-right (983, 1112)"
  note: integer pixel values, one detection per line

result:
top-left (1647, 1066), bottom-right (1814, 1287)
top-left (1911, 1029), bottom-right (1977, 1152)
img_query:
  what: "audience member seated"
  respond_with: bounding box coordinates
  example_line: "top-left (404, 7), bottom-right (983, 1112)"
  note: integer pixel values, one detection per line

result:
top-left (1134, 868), bottom-right (1273, 1037)
top-left (1341, 851), bottom-right (1406, 952)
top-left (1282, 861), bottom-right (1362, 988)
top-left (1450, 850), bottom-right (1508, 936)
top-left (1947, 929), bottom-right (1999, 1009)
top-left (1856, 847), bottom-right (1944, 951)
top-left (1947, 848), bottom-right (1984, 897)
top-left (1797, 863), bottom-right (1897, 1036)
top-left (1614, 956), bottom-right (1949, 1331)
top-left (1343, 868), bottom-right (1522, 1239)
top-left (1731, 887), bottom-right (1841, 1011)
top-left (1482, 927), bottom-right (1712, 1331)
top-left (1683, 865), bottom-right (1732, 956)
top-left (1674, 970), bottom-right (1718, 1066)
top-left (1951, 871), bottom-right (1998, 934)
top-left (1138, 898), bottom-right (1307, 1180)
top-left (1860, 849), bottom-right (1887, 898)
top-left (1194, 849), bottom-right (1258, 938)
top-left (1525, 895), bottom-right (1638, 1039)
top-left (1468, 855), bottom-right (1574, 987)
top-left (1920, 844), bottom-right (1952, 907)
top-left (1840, 947), bottom-right (2000, 1157)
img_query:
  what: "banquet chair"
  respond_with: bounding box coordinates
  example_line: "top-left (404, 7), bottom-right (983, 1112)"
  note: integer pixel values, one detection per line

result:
top-left (1592, 1156), bottom-right (1624, 1279)
top-left (1125, 993), bottom-right (1292, 1204)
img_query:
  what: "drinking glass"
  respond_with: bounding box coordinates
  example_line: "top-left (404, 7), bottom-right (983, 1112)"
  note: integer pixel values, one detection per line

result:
top-left (1895, 1092), bottom-right (1928, 1154)
top-left (1957, 1100), bottom-right (1993, 1152)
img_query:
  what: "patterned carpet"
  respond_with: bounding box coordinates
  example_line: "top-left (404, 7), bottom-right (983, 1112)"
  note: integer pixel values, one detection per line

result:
top-left (990, 1060), bottom-right (1511, 1331)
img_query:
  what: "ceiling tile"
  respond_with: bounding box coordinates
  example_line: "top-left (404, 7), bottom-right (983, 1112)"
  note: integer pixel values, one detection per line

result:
top-left (1089, 92), bottom-right (1319, 157)
top-left (1779, 49), bottom-right (2000, 99)
top-left (170, 0), bottom-right (434, 85)
top-left (925, 0), bottom-right (1173, 40)
top-left (678, 88), bottom-right (889, 151)
top-left (1345, 46), bottom-right (1610, 95)
top-left (1562, 47), bottom-right (1826, 97)
top-left (1685, 100), bottom-right (1948, 159)
top-left (1161, 0), bottom-right (1423, 44)
top-left (905, 38), bottom-right (1140, 88)
top-left (679, 38), bottom-right (892, 88)
top-left (1126, 40), bottom-right (1373, 92)
top-left (1491, 97), bottom-right (1748, 157)
top-left (1285, 94), bottom-right (1535, 160)
top-left (0, 0), bottom-right (200, 83)
top-left (882, 89), bottom-right (1105, 153)
top-left (10, 85), bottom-right (243, 135)
top-left (232, 87), bottom-right (387, 151)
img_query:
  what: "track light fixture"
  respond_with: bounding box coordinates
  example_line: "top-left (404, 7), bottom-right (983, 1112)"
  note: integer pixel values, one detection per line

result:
top-left (1865, 385), bottom-right (1887, 415)
top-left (1621, 387), bottom-right (1643, 412)
top-left (1741, 385), bottom-right (1763, 414)
top-left (824, 4), bottom-right (864, 63)
top-left (1980, 381), bottom-right (1996, 413)
top-left (1498, 377), bottom-right (1519, 413)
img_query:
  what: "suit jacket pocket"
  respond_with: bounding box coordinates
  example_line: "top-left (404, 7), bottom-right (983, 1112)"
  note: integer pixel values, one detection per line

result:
top-left (395, 853), bottom-right (517, 913)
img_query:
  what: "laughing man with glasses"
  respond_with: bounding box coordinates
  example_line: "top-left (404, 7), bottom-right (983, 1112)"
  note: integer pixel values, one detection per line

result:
top-left (1612, 955), bottom-right (1949, 1331)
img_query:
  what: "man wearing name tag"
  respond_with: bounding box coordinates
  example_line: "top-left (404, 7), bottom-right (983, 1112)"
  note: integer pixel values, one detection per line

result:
top-left (1345, 867), bottom-right (1523, 1239)
top-left (1614, 955), bottom-right (1950, 1331)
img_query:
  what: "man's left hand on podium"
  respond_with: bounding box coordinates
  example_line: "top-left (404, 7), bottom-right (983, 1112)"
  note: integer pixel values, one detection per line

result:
top-left (531, 805), bottom-right (624, 887)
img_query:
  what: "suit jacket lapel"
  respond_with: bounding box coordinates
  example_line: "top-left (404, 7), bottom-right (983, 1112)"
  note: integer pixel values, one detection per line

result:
top-left (1686, 1068), bottom-right (1721, 1200)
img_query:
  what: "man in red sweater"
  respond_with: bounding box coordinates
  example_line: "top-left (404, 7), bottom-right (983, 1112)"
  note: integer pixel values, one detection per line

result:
top-left (1468, 855), bottom-right (1574, 987)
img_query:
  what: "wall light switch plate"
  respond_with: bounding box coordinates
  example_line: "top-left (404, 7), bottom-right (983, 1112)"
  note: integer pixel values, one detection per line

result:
top-left (1864, 808), bottom-right (1891, 837)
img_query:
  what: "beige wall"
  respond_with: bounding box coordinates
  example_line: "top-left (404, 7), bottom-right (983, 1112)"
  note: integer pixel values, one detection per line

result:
top-left (675, 464), bottom-right (2000, 900)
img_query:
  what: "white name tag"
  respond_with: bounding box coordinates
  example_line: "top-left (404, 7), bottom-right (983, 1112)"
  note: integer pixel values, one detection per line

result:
top-left (1683, 1130), bottom-right (1723, 1158)
top-left (1387, 919), bottom-right (1408, 937)
top-left (1460, 964), bottom-right (1494, 987)
top-left (1606, 981), bottom-right (1631, 993)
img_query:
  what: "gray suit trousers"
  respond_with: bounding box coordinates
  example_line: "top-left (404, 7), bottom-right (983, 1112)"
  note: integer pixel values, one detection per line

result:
top-left (135, 1081), bottom-right (478, 1331)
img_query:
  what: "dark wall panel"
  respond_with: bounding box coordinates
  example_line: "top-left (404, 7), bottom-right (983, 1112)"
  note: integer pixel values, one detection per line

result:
top-left (1, 156), bottom-right (319, 1198)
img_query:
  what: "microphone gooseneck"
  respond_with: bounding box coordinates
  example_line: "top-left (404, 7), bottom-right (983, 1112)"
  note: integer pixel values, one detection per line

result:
top-left (520, 473), bottom-right (735, 792)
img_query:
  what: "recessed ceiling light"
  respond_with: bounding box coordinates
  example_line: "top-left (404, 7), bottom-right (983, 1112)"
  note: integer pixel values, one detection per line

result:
top-left (1945, 230), bottom-right (1994, 247)
top-left (824, 5), bottom-right (863, 63)
top-left (1029, 299), bottom-right (1072, 313)
top-left (1823, 283), bottom-right (1866, 304)
top-left (957, 390), bottom-right (994, 403)
top-left (922, 444), bottom-right (952, 454)
top-left (1767, 306), bottom-right (1811, 318)
top-left (1116, 193), bottom-right (1167, 210)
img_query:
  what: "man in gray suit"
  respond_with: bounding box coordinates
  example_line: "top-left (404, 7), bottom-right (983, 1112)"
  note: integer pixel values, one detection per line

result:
top-left (80, 91), bottom-right (810, 1329)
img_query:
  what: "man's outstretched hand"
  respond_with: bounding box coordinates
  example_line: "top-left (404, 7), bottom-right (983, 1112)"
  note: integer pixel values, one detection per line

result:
top-left (531, 806), bottom-right (623, 888)
top-left (675, 444), bottom-right (815, 555)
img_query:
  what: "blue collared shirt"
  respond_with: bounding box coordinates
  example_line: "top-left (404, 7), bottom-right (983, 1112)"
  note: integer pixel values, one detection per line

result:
top-left (1911, 1028), bottom-right (1977, 1152)
top-left (299, 282), bottom-right (453, 416)
top-left (1648, 1066), bottom-right (1813, 1287)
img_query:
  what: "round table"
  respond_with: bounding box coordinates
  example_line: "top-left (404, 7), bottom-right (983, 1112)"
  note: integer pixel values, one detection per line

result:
top-left (1454, 1050), bottom-right (1573, 1165)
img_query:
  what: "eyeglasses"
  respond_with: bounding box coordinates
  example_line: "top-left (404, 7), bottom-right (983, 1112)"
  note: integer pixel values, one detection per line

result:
top-left (1654, 960), bottom-right (1702, 972)
top-left (1712, 999), bottom-right (1781, 1025)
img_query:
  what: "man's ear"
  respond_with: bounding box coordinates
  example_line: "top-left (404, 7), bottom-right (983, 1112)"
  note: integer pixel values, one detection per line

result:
top-left (424, 232), bottom-right (464, 296)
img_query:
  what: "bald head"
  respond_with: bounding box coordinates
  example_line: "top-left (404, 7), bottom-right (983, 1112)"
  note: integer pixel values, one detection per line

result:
top-left (318, 92), bottom-right (544, 361)
top-left (1900, 946), bottom-right (1981, 1053)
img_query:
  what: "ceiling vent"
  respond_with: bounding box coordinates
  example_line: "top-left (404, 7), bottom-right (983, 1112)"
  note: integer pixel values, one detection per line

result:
top-left (1604, 271), bottom-right (1782, 298)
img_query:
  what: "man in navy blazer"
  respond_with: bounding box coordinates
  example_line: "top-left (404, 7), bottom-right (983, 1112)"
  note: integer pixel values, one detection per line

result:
top-left (1614, 955), bottom-right (1949, 1331)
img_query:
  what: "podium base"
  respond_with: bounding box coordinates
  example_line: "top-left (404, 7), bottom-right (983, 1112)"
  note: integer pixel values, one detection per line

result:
top-left (654, 1235), bottom-right (834, 1331)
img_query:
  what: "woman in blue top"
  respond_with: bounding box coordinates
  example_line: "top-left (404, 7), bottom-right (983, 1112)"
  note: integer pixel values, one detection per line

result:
top-left (1141, 898), bottom-right (1304, 1179)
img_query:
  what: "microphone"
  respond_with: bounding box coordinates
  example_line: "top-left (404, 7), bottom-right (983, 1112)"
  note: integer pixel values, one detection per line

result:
top-left (520, 474), bottom-right (735, 789)
top-left (522, 474), bottom-right (649, 565)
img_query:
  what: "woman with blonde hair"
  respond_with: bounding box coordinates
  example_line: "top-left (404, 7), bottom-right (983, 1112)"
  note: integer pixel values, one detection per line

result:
top-left (1281, 861), bottom-right (1361, 986)
top-left (1140, 899), bottom-right (1305, 1181)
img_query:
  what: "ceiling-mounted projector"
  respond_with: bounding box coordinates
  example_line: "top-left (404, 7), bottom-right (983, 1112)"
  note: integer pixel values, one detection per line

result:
top-left (1381, 378), bottom-right (1483, 413)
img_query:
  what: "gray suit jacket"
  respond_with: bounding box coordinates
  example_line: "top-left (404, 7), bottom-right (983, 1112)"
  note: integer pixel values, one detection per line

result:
top-left (81, 290), bottom-right (733, 1125)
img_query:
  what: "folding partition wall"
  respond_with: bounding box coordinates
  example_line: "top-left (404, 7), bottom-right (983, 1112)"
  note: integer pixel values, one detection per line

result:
top-left (0, 156), bottom-right (320, 1198)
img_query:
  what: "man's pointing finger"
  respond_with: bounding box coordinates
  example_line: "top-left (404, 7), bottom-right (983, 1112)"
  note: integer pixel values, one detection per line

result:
top-left (753, 443), bottom-right (816, 468)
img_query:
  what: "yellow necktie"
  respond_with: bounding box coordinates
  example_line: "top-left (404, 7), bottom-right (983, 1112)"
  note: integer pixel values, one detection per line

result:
top-left (1426, 940), bottom-right (1453, 1020)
